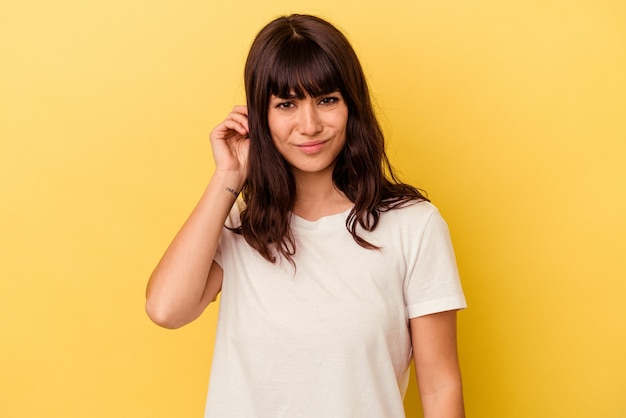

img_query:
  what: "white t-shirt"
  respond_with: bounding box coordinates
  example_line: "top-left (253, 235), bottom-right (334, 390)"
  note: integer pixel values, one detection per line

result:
top-left (205, 200), bottom-right (466, 418)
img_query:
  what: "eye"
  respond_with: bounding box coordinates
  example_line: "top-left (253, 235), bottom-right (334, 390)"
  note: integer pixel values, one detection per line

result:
top-left (275, 101), bottom-right (295, 110)
top-left (319, 96), bottom-right (340, 105)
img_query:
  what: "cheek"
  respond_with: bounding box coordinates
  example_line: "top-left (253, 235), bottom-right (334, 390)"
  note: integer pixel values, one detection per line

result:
top-left (267, 117), bottom-right (287, 141)
top-left (269, 132), bottom-right (288, 157)
top-left (269, 129), bottom-right (285, 148)
top-left (335, 107), bottom-right (349, 130)
top-left (266, 112), bottom-right (278, 133)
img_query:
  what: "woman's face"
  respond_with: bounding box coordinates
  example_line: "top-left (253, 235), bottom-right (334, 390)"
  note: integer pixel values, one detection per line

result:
top-left (267, 90), bottom-right (348, 179)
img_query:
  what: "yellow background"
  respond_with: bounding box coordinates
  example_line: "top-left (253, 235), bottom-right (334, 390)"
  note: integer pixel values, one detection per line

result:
top-left (1, 1), bottom-right (625, 417)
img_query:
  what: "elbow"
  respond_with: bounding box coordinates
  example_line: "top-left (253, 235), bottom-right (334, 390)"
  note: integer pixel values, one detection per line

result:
top-left (145, 298), bottom-right (188, 329)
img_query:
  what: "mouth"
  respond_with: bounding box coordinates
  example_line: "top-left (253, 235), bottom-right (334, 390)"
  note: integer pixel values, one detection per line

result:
top-left (296, 140), bottom-right (328, 155)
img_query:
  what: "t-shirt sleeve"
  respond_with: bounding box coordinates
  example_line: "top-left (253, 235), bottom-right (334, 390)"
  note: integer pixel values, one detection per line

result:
top-left (404, 206), bottom-right (467, 318)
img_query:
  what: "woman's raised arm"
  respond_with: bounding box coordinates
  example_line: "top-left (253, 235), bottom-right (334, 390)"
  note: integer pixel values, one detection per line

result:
top-left (145, 106), bottom-right (250, 329)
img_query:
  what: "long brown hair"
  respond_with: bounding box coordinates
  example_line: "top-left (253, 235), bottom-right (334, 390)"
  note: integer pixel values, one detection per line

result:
top-left (233, 14), bottom-right (428, 263)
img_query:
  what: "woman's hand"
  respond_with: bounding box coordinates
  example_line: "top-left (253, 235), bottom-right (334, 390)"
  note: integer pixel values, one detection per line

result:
top-left (209, 105), bottom-right (251, 181)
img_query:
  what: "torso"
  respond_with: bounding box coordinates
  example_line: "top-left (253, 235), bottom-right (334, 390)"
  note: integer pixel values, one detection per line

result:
top-left (205, 200), bottom-right (466, 417)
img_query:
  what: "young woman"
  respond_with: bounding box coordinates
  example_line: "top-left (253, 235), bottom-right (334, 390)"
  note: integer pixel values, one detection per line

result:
top-left (146, 14), bottom-right (466, 418)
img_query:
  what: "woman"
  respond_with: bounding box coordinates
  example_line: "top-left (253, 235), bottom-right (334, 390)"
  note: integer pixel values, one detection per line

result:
top-left (146, 14), bottom-right (466, 417)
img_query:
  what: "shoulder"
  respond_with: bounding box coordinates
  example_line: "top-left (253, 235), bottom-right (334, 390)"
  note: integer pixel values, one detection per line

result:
top-left (376, 200), bottom-right (453, 245)
top-left (381, 200), bottom-right (442, 226)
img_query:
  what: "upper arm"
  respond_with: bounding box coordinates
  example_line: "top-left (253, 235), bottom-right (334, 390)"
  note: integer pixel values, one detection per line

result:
top-left (147, 260), bottom-right (223, 329)
top-left (198, 260), bottom-right (224, 311)
top-left (410, 310), bottom-right (464, 417)
top-left (178, 260), bottom-right (224, 327)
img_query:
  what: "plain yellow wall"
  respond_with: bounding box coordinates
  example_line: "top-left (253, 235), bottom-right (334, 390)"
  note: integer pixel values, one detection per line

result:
top-left (1, 1), bottom-right (625, 417)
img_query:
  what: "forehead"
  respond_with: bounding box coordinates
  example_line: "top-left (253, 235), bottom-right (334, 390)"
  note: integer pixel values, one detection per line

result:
top-left (267, 39), bottom-right (342, 99)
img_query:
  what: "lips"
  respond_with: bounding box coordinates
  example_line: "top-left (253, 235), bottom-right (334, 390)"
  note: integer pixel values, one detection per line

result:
top-left (297, 140), bottom-right (328, 155)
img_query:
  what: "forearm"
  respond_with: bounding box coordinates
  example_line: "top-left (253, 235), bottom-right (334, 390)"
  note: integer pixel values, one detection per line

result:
top-left (145, 170), bottom-right (243, 328)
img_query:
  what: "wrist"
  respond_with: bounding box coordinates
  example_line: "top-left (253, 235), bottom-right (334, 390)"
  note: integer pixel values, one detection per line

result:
top-left (224, 187), bottom-right (239, 198)
top-left (210, 169), bottom-right (246, 196)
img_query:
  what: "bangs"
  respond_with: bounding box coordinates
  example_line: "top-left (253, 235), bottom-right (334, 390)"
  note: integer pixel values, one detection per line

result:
top-left (268, 38), bottom-right (342, 99)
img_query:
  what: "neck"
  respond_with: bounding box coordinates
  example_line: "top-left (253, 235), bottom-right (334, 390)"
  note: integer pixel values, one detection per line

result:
top-left (292, 169), bottom-right (352, 221)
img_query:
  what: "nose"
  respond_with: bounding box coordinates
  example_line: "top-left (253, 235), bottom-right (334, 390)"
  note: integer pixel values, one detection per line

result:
top-left (298, 103), bottom-right (322, 136)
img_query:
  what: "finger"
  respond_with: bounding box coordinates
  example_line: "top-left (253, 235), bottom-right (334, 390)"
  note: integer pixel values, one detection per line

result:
top-left (231, 105), bottom-right (248, 116)
top-left (227, 109), bottom-right (249, 134)
top-left (224, 115), bottom-right (248, 135)
top-left (225, 118), bottom-right (249, 137)
top-left (210, 106), bottom-right (250, 141)
top-left (211, 122), bottom-right (246, 141)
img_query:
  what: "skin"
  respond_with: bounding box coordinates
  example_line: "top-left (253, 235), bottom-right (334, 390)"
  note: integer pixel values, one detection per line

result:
top-left (145, 105), bottom-right (249, 328)
top-left (145, 95), bottom-right (464, 417)
top-left (267, 91), bottom-right (352, 219)
top-left (411, 311), bottom-right (465, 417)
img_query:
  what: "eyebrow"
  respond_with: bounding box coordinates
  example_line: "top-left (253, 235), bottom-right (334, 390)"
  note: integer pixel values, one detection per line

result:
top-left (273, 92), bottom-right (299, 100)
top-left (273, 90), bottom-right (340, 100)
